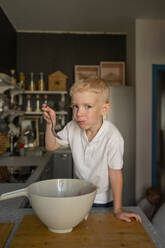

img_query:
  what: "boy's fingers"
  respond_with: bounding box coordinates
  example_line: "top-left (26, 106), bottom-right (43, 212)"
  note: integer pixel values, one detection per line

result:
top-left (121, 216), bottom-right (131, 222)
top-left (116, 212), bottom-right (142, 223)
top-left (137, 216), bottom-right (142, 223)
top-left (125, 213), bottom-right (142, 223)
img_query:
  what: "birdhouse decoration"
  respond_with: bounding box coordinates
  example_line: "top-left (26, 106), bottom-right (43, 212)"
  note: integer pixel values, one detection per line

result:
top-left (48, 70), bottom-right (68, 91)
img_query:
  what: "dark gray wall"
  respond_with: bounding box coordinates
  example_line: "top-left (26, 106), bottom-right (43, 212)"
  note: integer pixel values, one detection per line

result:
top-left (16, 33), bottom-right (126, 90)
top-left (0, 7), bottom-right (16, 74)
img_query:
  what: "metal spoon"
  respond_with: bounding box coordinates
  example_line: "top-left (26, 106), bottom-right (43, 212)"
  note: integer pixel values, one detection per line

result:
top-left (44, 103), bottom-right (62, 140)
top-left (48, 112), bottom-right (62, 140)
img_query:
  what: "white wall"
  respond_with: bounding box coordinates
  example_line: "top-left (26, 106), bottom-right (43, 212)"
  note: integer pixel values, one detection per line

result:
top-left (136, 19), bottom-right (165, 201)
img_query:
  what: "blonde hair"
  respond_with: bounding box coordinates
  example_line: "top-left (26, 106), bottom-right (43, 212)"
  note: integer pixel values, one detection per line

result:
top-left (70, 78), bottom-right (110, 103)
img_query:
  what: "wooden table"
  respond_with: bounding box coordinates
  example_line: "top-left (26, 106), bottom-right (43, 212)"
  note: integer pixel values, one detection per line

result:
top-left (8, 213), bottom-right (156, 248)
top-left (0, 207), bottom-right (164, 248)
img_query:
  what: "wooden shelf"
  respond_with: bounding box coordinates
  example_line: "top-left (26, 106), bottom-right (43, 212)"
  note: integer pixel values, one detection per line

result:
top-left (23, 90), bottom-right (67, 94)
top-left (24, 111), bottom-right (68, 115)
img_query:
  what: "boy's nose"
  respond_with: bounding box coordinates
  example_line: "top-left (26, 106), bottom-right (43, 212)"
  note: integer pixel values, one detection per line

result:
top-left (76, 107), bottom-right (84, 116)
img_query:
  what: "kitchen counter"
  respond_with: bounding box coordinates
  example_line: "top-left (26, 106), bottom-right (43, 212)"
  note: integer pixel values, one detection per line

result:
top-left (0, 206), bottom-right (164, 248)
top-left (0, 148), bottom-right (72, 208)
top-left (0, 152), bottom-right (52, 208)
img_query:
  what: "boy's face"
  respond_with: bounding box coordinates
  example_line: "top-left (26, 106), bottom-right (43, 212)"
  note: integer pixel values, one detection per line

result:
top-left (71, 91), bottom-right (110, 131)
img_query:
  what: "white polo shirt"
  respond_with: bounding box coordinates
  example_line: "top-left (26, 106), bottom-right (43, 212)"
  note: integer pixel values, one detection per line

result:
top-left (57, 120), bottom-right (124, 203)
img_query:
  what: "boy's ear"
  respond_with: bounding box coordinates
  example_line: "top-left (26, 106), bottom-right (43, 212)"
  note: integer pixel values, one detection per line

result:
top-left (102, 103), bottom-right (110, 116)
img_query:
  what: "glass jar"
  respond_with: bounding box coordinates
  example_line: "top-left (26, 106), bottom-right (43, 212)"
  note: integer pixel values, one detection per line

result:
top-left (38, 72), bottom-right (45, 91)
top-left (28, 72), bottom-right (36, 91)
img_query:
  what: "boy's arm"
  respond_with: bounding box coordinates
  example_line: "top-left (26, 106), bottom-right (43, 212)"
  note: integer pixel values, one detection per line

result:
top-left (109, 168), bottom-right (141, 222)
top-left (109, 168), bottom-right (123, 213)
top-left (45, 123), bottom-right (61, 151)
top-left (42, 104), bottom-right (61, 151)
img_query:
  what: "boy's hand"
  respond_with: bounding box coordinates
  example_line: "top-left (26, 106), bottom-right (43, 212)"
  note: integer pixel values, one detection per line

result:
top-left (114, 209), bottom-right (142, 223)
top-left (42, 104), bottom-right (56, 125)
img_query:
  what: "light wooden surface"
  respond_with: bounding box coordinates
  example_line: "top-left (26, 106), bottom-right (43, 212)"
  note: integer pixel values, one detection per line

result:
top-left (0, 223), bottom-right (14, 248)
top-left (9, 213), bottom-right (156, 248)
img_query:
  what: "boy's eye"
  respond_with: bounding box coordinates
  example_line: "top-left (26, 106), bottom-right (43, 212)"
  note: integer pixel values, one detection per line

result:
top-left (72, 104), bottom-right (78, 109)
top-left (85, 105), bottom-right (92, 109)
top-left (71, 104), bottom-right (92, 110)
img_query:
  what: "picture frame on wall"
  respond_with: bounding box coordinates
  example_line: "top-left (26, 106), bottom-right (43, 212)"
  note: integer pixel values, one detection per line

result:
top-left (74, 65), bottom-right (100, 82)
top-left (100, 62), bottom-right (125, 86)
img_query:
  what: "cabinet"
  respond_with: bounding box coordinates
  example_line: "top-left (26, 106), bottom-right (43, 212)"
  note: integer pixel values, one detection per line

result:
top-left (40, 150), bottom-right (73, 180)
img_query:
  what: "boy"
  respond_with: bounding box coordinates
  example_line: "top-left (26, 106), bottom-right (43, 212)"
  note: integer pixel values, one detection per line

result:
top-left (42, 78), bottom-right (141, 223)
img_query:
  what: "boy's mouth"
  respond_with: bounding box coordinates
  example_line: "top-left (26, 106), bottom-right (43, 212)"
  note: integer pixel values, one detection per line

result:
top-left (77, 120), bottom-right (86, 125)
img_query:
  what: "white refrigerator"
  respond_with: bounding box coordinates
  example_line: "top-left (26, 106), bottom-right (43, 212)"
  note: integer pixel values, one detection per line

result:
top-left (106, 86), bottom-right (135, 206)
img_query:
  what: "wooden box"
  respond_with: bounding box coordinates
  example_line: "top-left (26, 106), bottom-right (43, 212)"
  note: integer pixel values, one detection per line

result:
top-left (74, 65), bottom-right (100, 81)
top-left (48, 71), bottom-right (68, 91)
top-left (100, 61), bottom-right (125, 85)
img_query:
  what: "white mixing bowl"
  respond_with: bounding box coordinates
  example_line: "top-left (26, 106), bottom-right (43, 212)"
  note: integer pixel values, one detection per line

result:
top-left (0, 179), bottom-right (97, 233)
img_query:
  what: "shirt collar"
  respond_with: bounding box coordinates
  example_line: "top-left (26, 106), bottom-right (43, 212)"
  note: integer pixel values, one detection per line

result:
top-left (82, 120), bottom-right (107, 144)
